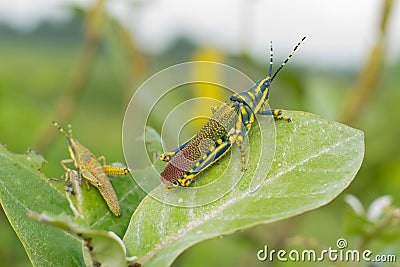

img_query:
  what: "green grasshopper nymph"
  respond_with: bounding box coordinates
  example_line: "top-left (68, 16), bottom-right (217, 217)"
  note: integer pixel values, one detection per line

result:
top-left (160, 37), bottom-right (306, 191)
top-left (53, 122), bottom-right (130, 216)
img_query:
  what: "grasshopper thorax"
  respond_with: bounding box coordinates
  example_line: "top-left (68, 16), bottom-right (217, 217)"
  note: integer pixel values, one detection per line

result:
top-left (229, 76), bottom-right (272, 113)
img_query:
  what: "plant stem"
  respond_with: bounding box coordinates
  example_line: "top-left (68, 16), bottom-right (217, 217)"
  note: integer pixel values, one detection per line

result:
top-left (340, 0), bottom-right (394, 125)
top-left (34, 0), bottom-right (105, 153)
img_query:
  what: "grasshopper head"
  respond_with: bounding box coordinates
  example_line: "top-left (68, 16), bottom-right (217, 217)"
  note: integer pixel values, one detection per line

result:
top-left (53, 121), bottom-right (79, 164)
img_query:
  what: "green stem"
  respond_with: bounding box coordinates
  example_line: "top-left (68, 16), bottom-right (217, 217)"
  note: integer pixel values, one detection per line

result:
top-left (340, 0), bottom-right (394, 125)
top-left (34, 0), bottom-right (106, 153)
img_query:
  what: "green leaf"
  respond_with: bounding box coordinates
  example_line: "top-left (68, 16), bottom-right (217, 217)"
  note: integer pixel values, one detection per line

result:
top-left (0, 143), bottom-right (145, 266)
top-left (30, 213), bottom-right (140, 267)
top-left (69, 166), bottom-right (145, 237)
top-left (123, 111), bottom-right (365, 266)
top-left (0, 145), bottom-right (83, 266)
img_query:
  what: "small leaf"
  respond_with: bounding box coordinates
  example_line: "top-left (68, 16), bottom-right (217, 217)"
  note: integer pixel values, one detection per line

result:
top-left (344, 194), bottom-right (365, 215)
top-left (123, 111), bottom-right (365, 266)
top-left (30, 213), bottom-right (140, 267)
top-left (367, 195), bottom-right (392, 222)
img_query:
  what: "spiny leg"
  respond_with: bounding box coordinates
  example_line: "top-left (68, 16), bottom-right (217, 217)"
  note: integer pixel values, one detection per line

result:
top-left (96, 155), bottom-right (130, 175)
top-left (103, 165), bottom-right (131, 176)
top-left (235, 137), bottom-right (247, 171)
top-left (235, 123), bottom-right (249, 172)
top-left (234, 104), bottom-right (252, 171)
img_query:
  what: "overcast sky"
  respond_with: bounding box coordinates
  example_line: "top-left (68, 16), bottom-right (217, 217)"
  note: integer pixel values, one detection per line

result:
top-left (0, 0), bottom-right (399, 68)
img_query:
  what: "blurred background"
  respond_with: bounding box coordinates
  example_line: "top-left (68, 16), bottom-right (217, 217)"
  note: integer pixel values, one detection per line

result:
top-left (0, 0), bottom-right (399, 266)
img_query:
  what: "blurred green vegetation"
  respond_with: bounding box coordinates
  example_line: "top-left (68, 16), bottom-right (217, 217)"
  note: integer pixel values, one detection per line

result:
top-left (0, 1), bottom-right (399, 266)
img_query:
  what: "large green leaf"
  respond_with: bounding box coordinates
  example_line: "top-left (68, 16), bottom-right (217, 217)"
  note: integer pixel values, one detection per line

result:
top-left (0, 143), bottom-right (145, 266)
top-left (0, 145), bottom-right (83, 266)
top-left (123, 111), bottom-right (365, 266)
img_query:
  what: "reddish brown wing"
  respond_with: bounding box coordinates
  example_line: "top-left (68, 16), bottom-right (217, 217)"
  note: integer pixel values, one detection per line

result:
top-left (160, 138), bottom-right (197, 185)
top-left (160, 104), bottom-right (238, 186)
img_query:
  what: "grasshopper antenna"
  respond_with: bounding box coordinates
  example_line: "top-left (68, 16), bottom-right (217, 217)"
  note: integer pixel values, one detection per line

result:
top-left (268, 41), bottom-right (273, 78)
top-left (53, 121), bottom-right (71, 138)
top-left (271, 36), bottom-right (306, 82)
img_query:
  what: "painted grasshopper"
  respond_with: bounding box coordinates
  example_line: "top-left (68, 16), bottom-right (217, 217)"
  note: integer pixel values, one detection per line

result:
top-left (160, 37), bottom-right (306, 191)
top-left (53, 122), bottom-right (130, 216)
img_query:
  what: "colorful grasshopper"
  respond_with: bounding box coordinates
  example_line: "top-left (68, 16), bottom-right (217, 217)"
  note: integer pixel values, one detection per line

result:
top-left (53, 122), bottom-right (130, 216)
top-left (160, 37), bottom-right (306, 191)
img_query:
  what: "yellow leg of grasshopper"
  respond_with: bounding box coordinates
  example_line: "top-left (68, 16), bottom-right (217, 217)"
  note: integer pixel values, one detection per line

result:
top-left (233, 107), bottom-right (248, 171)
top-left (60, 158), bottom-right (74, 171)
top-left (102, 165), bottom-right (130, 175)
top-left (97, 155), bottom-right (130, 176)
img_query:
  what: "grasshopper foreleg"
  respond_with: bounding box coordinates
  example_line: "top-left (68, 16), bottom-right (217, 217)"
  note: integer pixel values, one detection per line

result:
top-left (60, 158), bottom-right (74, 171)
top-left (97, 155), bottom-right (106, 165)
top-left (235, 136), bottom-right (247, 172)
top-left (259, 109), bottom-right (291, 122)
